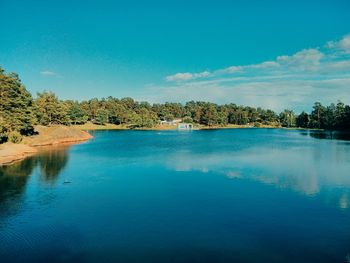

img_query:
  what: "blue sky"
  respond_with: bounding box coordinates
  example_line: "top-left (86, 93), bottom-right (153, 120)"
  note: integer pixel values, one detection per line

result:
top-left (1, 0), bottom-right (350, 111)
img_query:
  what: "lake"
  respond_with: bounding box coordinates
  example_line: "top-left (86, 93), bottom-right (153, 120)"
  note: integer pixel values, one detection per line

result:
top-left (1, 129), bottom-right (350, 263)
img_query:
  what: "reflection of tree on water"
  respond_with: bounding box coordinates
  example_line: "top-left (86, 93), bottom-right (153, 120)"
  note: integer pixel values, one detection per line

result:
top-left (0, 157), bottom-right (37, 215)
top-left (0, 147), bottom-right (69, 216)
top-left (300, 130), bottom-right (350, 141)
top-left (37, 147), bottom-right (69, 184)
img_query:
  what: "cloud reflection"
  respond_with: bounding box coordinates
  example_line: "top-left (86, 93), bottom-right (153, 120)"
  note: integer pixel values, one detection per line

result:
top-left (166, 143), bottom-right (350, 209)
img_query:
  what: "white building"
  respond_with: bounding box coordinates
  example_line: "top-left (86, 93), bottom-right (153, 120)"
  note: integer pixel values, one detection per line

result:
top-left (177, 123), bottom-right (193, 130)
top-left (159, 119), bottom-right (182, 126)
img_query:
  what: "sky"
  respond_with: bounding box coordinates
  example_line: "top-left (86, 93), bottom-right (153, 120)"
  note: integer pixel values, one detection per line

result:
top-left (1, 0), bottom-right (350, 112)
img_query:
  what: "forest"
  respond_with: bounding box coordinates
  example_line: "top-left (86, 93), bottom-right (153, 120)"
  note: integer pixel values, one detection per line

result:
top-left (1, 66), bottom-right (350, 143)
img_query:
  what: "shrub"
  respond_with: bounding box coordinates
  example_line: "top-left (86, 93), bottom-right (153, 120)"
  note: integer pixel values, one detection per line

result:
top-left (0, 121), bottom-right (8, 143)
top-left (182, 116), bottom-right (193, 123)
top-left (8, 131), bottom-right (23, 143)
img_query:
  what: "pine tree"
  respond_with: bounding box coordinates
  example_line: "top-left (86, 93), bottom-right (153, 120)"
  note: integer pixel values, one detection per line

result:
top-left (0, 67), bottom-right (35, 142)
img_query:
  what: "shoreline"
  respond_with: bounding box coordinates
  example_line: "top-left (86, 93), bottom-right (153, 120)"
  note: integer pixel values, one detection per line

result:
top-left (0, 143), bottom-right (38, 165)
top-left (73, 122), bottom-right (321, 131)
top-left (0, 125), bottom-right (92, 166)
top-left (0, 124), bottom-right (324, 166)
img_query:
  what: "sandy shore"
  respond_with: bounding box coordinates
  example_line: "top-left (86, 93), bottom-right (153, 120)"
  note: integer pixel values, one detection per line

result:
top-left (0, 143), bottom-right (38, 165)
top-left (23, 125), bottom-right (93, 146)
top-left (0, 125), bottom-right (93, 165)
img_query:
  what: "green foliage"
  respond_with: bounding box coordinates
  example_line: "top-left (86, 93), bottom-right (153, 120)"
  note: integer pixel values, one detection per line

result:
top-left (182, 116), bottom-right (193, 123)
top-left (296, 112), bottom-right (309, 128)
top-left (164, 113), bottom-right (174, 122)
top-left (0, 119), bottom-right (8, 143)
top-left (259, 109), bottom-right (278, 124)
top-left (0, 68), bottom-right (35, 142)
top-left (66, 101), bottom-right (88, 124)
top-left (8, 131), bottom-right (23, 143)
top-left (334, 101), bottom-right (346, 129)
top-left (134, 108), bottom-right (158, 128)
top-left (2, 65), bottom-right (350, 145)
top-left (279, 110), bottom-right (296, 127)
top-left (34, 91), bottom-right (69, 125)
top-left (74, 99), bottom-right (284, 129)
top-left (201, 103), bottom-right (218, 126)
top-left (309, 102), bottom-right (326, 129)
top-left (94, 108), bottom-right (109, 125)
top-left (217, 110), bottom-right (228, 126)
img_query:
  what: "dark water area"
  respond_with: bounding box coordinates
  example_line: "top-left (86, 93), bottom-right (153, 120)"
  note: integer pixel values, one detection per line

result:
top-left (300, 130), bottom-right (350, 141)
top-left (1, 129), bottom-right (350, 263)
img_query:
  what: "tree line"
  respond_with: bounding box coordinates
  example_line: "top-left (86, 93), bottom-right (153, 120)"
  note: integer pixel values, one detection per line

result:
top-left (1, 66), bottom-right (350, 143)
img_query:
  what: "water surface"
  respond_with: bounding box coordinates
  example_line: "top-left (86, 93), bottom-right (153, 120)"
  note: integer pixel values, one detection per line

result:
top-left (1, 129), bottom-right (350, 262)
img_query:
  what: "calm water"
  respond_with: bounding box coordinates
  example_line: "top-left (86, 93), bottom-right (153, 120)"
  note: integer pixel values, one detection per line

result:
top-left (1, 129), bottom-right (350, 263)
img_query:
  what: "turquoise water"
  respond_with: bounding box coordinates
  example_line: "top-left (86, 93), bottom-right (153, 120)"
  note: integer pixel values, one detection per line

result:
top-left (1, 129), bottom-right (350, 262)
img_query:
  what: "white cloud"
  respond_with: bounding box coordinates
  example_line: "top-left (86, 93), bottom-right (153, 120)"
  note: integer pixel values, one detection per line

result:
top-left (325, 60), bottom-right (350, 71)
top-left (165, 71), bottom-right (210, 82)
top-left (250, 61), bottom-right (280, 69)
top-left (153, 34), bottom-right (350, 111)
top-left (166, 72), bottom-right (192, 81)
top-left (193, 71), bottom-right (210, 78)
top-left (220, 66), bottom-right (244, 74)
top-left (143, 77), bottom-right (350, 112)
top-left (339, 35), bottom-right (350, 51)
top-left (40, 70), bottom-right (57, 76)
top-left (166, 48), bottom-right (324, 81)
top-left (219, 61), bottom-right (280, 74)
top-left (276, 48), bottom-right (324, 71)
top-left (326, 34), bottom-right (350, 53)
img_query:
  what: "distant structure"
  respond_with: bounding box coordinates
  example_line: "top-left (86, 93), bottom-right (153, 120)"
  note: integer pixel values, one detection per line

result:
top-left (177, 123), bottom-right (193, 130)
top-left (159, 119), bottom-right (193, 130)
top-left (159, 119), bottom-right (182, 126)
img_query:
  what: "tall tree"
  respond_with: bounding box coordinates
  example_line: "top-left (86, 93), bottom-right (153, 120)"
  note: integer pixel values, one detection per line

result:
top-left (94, 108), bottom-right (109, 125)
top-left (0, 68), bottom-right (35, 142)
top-left (279, 109), bottom-right (296, 127)
top-left (334, 101), bottom-right (346, 129)
top-left (66, 101), bottom-right (88, 125)
top-left (34, 92), bottom-right (69, 125)
top-left (310, 102), bottom-right (326, 129)
top-left (201, 103), bottom-right (218, 126)
top-left (296, 112), bottom-right (309, 128)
